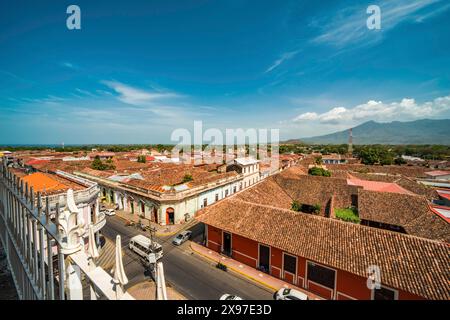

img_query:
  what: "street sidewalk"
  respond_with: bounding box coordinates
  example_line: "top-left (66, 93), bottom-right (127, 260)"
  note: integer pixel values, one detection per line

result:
top-left (190, 242), bottom-right (323, 300)
top-left (128, 280), bottom-right (186, 300)
top-left (114, 210), bottom-right (195, 237)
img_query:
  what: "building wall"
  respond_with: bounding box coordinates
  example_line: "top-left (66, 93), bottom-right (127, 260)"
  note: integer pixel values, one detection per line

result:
top-left (242, 172), bottom-right (260, 188)
top-left (430, 174), bottom-right (450, 180)
top-left (92, 171), bottom-right (273, 225)
top-left (205, 224), bottom-right (425, 300)
top-left (206, 225), bottom-right (222, 251)
top-left (160, 179), bottom-right (243, 225)
top-left (230, 233), bottom-right (258, 268)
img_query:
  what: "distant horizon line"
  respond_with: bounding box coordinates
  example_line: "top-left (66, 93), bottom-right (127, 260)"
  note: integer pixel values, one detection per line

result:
top-left (1, 119), bottom-right (449, 147)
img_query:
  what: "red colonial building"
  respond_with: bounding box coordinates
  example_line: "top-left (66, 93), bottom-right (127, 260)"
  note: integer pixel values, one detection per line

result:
top-left (196, 178), bottom-right (450, 300)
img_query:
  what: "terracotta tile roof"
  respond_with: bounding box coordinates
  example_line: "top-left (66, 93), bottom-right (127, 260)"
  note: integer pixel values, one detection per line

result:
top-left (88, 152), bottom-right (115, 158)
top-left (112, 159), bottom-right (149, 171)
top-left (144, 167), bottom-right (237, 189)
top-left (329, 170), bottom-right (353, 179)
top-left (30, 160), bottom-right (93, 174)
top-left (235, 176), bottom-right (293, 209)
top-left (193, 163), bottom-right (225, 172)
top-left (274, 174), bottom-right (357, 212)
top-left (358, 190), bottom-right (450, 242)
top-left (278, 165), bottom-right (307, 178)
top-left (347, 178), bottom-right (413, 195)
top-left (25, 159), bottom-right (50, 165)
top-left (326, 164), bottom-right (429, 178)
top-left (79, 167), bottom-right (114, 178)
top-left (124, 179), bottom-right (167, 193)
top-left (279, 154), bottom-right (302, 161)
top-left (80, 162), bottom-right (238, 193)
top-left (8, 168), bottom-right (27, 178)
top-left (21, 172), bottom-right (84, 195)
top-left (347, 172), bottom-right (439, 200)
top-left (197, 198), bottom-right (450, 300)
top-left (394, 176), bottom-right (439, 200)
top-left (349, 172), bottom-right (399, 182)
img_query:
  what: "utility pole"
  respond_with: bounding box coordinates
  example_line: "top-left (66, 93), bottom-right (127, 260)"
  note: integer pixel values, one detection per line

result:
top-left (148, 225), bottom-right (157, 247)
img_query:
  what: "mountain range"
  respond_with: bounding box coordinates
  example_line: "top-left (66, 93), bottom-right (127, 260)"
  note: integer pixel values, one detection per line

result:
top-left (286, 119), bottom-right (450, 145)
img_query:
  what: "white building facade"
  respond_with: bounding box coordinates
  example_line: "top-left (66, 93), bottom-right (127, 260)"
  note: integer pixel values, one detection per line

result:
top-left (73, 158), bottom-right (271, 226)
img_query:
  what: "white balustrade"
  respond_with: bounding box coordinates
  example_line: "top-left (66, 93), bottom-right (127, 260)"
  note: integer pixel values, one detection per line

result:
top-left (0, 161), bottom-right (134, 300)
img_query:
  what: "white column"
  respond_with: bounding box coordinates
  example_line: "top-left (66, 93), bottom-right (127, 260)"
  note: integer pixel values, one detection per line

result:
top-left (66, 263), bottom-right (83, 300)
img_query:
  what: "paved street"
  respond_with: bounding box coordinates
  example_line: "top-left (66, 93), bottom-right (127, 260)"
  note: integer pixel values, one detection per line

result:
top-left (101, 215), bottom-right (273, 300)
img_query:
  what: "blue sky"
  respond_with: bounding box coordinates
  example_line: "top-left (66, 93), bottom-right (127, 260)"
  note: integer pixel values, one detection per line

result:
top-left (1, 0), bottom-right (450, 144)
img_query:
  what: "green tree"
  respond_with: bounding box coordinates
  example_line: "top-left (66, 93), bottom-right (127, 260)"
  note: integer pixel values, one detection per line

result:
top-left (379, 151), bottom-right (393, 165)
top-left (182, 174), bottom-right (193, 183)
top-left (359, 148), bottom-right (379, 165)
top-left (394, 157), bottom-right (407, 165)
top-left (335, 207), bottom-right (360, 223)
top-left (137, 155), bottom-right (146, 163)
top-left (92, 156), bottom-right (116, 170)
top-left (308, 167), bottom-right (331, 177)
top-left (314, 156), bottom-right (323, 165)
top-left (104, 158), bottom-right (116, 170)
top-left (312, 204), bottom-right (321, 215)
top-left (156, 144), bottom-right (165, 153)
top-left (91, 156), bottom-right (106, 170)
top-left (291, 200), bottom-right (302, 212)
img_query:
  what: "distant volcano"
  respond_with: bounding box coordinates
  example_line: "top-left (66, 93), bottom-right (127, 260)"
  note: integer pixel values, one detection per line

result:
top-left (288, 119), bottom-right (450, 145)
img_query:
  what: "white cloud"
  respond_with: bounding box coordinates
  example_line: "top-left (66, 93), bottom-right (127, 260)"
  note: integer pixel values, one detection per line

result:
top-left (294, 112), bottom-right (320, 121)
top-left (101, 80), bottom-right (179, 106)
top-left (19, 95), bottom-right (67, 105)
top-left (265, 50), bottom-right (300, 73)
top-left (415, 2), bottom-right (450, 22)
top-left (61, 62), bottom-right (78, 69)
top-left (293, 95), bottom-right (450, 124)
top-left (75, 88), bottom-right (96, 97)
top-left (312, 0), bottom-right (444, 47)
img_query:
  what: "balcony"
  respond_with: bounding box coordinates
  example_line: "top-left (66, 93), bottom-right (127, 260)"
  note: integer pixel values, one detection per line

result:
top-left (92, 212), bottom-right (106, 233)
top-left (45, 183), bottom-right (99, 209)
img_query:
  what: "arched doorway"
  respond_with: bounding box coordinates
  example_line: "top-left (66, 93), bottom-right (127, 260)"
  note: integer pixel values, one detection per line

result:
top-left (166, 207), bottom-right (175, 225)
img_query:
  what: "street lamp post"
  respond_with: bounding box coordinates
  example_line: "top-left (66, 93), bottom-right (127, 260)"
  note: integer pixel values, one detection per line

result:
top-left (148, 225), bottom-right (157, 245)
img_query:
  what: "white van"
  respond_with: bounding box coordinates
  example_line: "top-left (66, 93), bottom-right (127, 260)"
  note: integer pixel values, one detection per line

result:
top-left (129, 235), bottom-right (163, 261)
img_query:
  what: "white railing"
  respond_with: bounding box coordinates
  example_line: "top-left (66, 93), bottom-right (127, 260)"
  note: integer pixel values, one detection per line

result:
top-left (92, 213), bottom-right (106, 233)
top-left (0, 163), bottom-right (65, 300)
top-left (45, 184), bottom-right (99, 210)
top-left (0, 162), bottom-right (135, 300)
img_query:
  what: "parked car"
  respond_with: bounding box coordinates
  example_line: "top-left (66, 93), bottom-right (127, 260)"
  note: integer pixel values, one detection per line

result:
top-left (103, 209), bottom-right (116, 216)
top-left (273, 288), bottom-right (308, 300)
top-left (172, 230), bottom-right (192, 245)
top-left (219, 294), bottom-right (243, 300)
